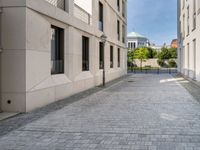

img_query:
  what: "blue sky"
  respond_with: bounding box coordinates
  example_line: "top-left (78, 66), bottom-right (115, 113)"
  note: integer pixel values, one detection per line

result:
top-left (127, 0), bottom-right (177, 45)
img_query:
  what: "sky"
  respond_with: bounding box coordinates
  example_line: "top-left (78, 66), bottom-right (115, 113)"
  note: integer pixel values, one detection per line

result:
top-left (127, 0), bottom-right (177, 45)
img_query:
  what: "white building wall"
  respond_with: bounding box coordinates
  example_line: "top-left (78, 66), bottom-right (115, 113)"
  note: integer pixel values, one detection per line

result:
top-left (0, 0), bottom-right (127, 112)
top-left (178, 0), bottom-right (200, 81)
top-left (74, 0), bottom-right (92, 14)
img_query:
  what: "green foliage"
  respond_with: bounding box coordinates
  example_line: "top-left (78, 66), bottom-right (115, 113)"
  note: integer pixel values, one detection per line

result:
top-left (127, 49), bottom-right (134, 63)
top-left (146, 47), bottom-right (157, 58)
top-left (133, 47), bottom-right (149, 60)
top-left (158, 47), bottom-right (171, 59)
top-left (133, 47), bottom-right (149, 68)
top-left (168, 59), bottom-right (177, 68)
top-left (158, 47), bottom-right (177, 59)
top-left (169, 48), bottom-right (177, 58)
top-left (157, 59), bottom-right (168, 68)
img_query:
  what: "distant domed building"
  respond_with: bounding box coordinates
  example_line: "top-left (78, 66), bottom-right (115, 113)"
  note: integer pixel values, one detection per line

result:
top-left (127, 32), bottom-right (149, 50)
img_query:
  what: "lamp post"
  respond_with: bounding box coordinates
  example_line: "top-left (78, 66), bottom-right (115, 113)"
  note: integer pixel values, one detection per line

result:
top-left (100, 34), bottom-right (107, 86)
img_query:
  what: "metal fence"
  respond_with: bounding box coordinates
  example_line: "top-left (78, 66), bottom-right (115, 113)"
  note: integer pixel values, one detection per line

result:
top-left (128, 68), bottom-right (178, 74)
top-left (45, 0), bottom-right (65, 10)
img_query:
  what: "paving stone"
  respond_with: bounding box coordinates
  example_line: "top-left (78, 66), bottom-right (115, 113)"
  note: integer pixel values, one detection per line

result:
top-left (0, 74), bottom-right (200, 149)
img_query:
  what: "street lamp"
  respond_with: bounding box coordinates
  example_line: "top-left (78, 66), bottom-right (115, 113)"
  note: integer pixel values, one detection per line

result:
top-left (100, 34), bottom-right (107, 86)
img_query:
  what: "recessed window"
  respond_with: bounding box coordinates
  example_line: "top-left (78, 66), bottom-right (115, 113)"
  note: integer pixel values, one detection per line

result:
top-left (117, 0), bottom-right (120, 11)
top-left (122, 24), bottom-right (125, 43)
top-left (193, 0), bottom-right (196, 30)
top-left (110, 46), bottom-right (114, 68)
top-left (117, 20), bottom-right (120, 41)
top-left (122, 1), bottom-right (125, 17)
top-left (99, 2), bottom-right (104, 31)
top-left (82, 36), bottom-right (90, 71)
top-left (187, 6), bottom-right (190, 35)
top-left (51, 26), bottom-right (64, 75)
top-left (118, 48), bottom-right (120, 68)
top-left (99, 42), bottom-right (104, 69)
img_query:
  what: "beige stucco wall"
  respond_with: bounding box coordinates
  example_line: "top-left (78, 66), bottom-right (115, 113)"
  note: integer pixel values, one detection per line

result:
top-left (133, 59), bottom-right (160, 68)
top-left (0, 0), bottom-right (127, 112)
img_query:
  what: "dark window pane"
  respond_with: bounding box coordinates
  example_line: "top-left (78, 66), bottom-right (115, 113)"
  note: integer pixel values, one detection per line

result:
top-left (99, 42), bottom-right (104, 69)
top-left (82, 36), bottom-right (90, 71)
top-left (110, 46), bottom-right (114, 68)
top-left (51, 26), bottom-right (64, 74)
top-left (117, 20), bottom-right (120, 41)
top-left (118, 48), bottom-right (120, 67)
top-left (99, 2), bottom-right (104, 31)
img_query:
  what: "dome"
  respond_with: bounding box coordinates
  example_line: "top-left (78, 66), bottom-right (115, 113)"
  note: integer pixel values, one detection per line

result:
top-left (127, 32), bottom-right (147, 39)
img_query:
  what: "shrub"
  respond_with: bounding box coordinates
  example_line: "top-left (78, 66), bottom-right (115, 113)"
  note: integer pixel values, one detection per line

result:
top-left (168, 59), bottom-right (177, 68)
top-left (157, 59), bottom-right (168, 68)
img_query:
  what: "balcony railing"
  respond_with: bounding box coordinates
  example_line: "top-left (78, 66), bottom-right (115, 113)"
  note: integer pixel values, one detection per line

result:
top-left (74, 4), bottom-right (91, 25)
top-left (45, 0), bottom-right (65, 10)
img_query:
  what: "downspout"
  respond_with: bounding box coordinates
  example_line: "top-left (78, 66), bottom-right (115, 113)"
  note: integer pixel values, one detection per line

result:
top-left (0, 8), bottom-right (2, 53)
top-left (0, 8), bottom-right (2, 112)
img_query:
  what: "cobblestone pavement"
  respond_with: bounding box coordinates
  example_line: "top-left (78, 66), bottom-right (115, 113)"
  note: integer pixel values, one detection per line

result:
top-left (1, 74), bottom-right (200, 150)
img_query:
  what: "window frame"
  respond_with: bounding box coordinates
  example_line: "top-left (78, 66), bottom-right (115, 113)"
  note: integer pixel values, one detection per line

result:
top-left (110, 46), bottom-right (114, 68)
top-left (82, 36), bottom-right (90, 71)
top-left (51, 25), bottom-right (64, 75)
top-left (117, 48), bottom-right (120, 68)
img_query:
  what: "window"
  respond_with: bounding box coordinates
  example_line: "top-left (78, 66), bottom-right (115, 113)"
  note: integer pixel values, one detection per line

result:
top-left (110, 46), bottom-right (114, 68)
top-left (117, 20), bottom-right (120, 41)
top-left (133, 43), bottom-right (136, 49)
top-left (122, 1), bottom-right (125, 17)
top-left (99, 2), bottom-right (103, 31)
top-left (193, 0), bottom-right (196, 30)
top-left (118, 48), bottom-right (120, 67)
top-left (187, 43), bottom-right (190, 76)
top-left (131, 43), bottom-right (133, 49)
top-left (193, 39), bottom-right (196, 79)
top-left (128, 43), bottom-right (131, 49)
top-left (183, 14), bottom-right (185, 38)
top-left (51, 26), bottom-right (64, 75)
top-left (82, 36), bottom-right (89, 71)
top-left (99, 42), bottom-right (104, 69)
top-left (122, 24), bottom-right (125, 43)
top-left (187, 6), bottom-right (190, 35)
top-left (117, 0), bottom-right (120, 11)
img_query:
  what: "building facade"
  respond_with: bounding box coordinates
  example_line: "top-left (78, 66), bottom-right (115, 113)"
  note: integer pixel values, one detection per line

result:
top-left (171, 39), bottom-right (178, 48)
top-left (178, 0), bottom-right (200, 81)
top-left (0, 0), bottom-right (127, 112)
top-left (127, 32), bottom-right (149, 50)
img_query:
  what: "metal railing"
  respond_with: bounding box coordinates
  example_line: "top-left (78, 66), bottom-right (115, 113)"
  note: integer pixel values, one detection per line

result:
top-left (45, 0), bottom-right (65, 10)
top-left (128, 67), bottom-right (178, 74)
top-left (74, 4), bottom-right (91, 25)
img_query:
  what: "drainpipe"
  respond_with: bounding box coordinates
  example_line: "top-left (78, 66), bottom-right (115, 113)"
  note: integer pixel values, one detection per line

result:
top-left (0, 8), bottom-right (2, 53)
top-left (0, 8), bottom-right (2, 113)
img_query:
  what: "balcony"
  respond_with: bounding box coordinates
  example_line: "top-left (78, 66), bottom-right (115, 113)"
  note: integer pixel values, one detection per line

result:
top-left (45, 0), bottom-right (65, 10)
top-left (74, 4), bottom-right (92, 25)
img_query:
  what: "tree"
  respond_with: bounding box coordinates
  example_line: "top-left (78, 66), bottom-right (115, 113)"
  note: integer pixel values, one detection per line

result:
top-left (169, 48), bottom-right (177, 59)
top-left (146, 47), bottom-right (157, 58)
top-left (158, 47), bottom-right (171, 59)
top-left (133, 47), bottom-right (149, 69)
top-left (127, 49), bottom-right (134, 67)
